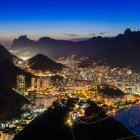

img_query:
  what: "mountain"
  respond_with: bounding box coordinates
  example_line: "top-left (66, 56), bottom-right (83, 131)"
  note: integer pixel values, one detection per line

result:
top-left (0, 44), bottom-right (13, 62)
top-left (11, 36), bottom-right (78, 58)
top-left (70, 38), bottom-right (90, 42)
top-left (12, 35), bottom-right (116, 59)
top-left (0, 87), bottom-right (29, 122)
top-left (0, 59), bottom-right (33, 88)
top-left (10, 33), bottom-right (124, 59)
top-left (28, 54), bottom-right (65, 72)
top-left (0, 44), bottom-right (32, 88)
top-left (0, 45), bottom-right (30, 121)
top-left (11, 29), bottom-right (140, 72)
top-left (92, 29), bottom-right (140, 72)
top-left (12, 35), bottom-right (35, 48)
top-left (14, 99), bottom-right (137, 140)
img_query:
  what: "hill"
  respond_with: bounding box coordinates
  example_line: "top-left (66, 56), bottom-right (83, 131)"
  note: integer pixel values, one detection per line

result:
top-left (0, 44), bottom-right (13, 62)
top-left (0, 87), bottom-right (29, 122)
top-left (0, 45), bottom-right (31, 122)
top-left (0, 59), bottom-right (32, 88)
top-left (28, 54), bottom-right (65, 72)
top-left (13, 99), bottom-right (137, 140)
top-left (97, 85), bottom-right (124, 98)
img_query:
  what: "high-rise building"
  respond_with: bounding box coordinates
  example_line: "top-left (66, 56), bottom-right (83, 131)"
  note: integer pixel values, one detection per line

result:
top-left (42, 79), bottom-right (48, 90)
top-left (17, 75), bottom-right (25, 95)
top-left (31, 78), bottom-right (36, 90)
top-left (37, 79), bottom-right (41, 91)
top-left (30, 77), bottom-right (50, 91)
top-left (127, 70), bottom-right (132, 75)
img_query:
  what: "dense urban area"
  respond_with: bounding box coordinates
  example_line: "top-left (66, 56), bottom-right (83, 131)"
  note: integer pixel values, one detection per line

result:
top-left (0, 54), bottom-right (140, 140)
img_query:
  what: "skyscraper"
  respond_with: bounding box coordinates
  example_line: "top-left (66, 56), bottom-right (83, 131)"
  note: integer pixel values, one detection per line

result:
top-left (37, 79), bottom-right (41, 92)
top-left (42, 79), bottom-right (48, 90)
top-left (31, 78), bottom-right (36, 90)
top-left (30, 77), bottom-right (50, 91)
top-left (17, 75), bottom-right (26, 95)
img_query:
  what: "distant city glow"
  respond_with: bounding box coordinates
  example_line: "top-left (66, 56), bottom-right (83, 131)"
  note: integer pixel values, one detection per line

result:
top-left (20, 56), bottom-right (30, 60)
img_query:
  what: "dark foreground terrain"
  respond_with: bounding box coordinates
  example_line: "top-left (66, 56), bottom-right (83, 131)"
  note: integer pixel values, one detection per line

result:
top-left (14, 99), bottom-right (138, 140)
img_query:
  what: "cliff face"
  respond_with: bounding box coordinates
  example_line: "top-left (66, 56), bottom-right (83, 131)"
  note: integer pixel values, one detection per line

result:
top-left (12, 35), bottom-right (35, 49)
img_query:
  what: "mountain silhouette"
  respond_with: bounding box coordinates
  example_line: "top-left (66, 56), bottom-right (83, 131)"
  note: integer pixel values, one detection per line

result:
top-left (0, 87), bottom-right (29, 121)
top-left (11, 29), bottom-right (140, 72)
top-left (13, 101), bottom-right (137, 140)
top-left (0, 44), bottom-right (13, 62)
top-left (12, 35), bottom-right (35, 48)
top-left (0, 45), bottom-right (33, 88)
top-left (28, 54), bottom-right (65, 72)
top-left (0, 59), bottom-right (32, 88)
top-left (92, 28), bottom-right (140, 72)
top-left (0, 45), bottom-right (31, 121)
top-left (12, 36), bottom-right (77, 58)
top-left (11, 32), bottom-right (124, 59)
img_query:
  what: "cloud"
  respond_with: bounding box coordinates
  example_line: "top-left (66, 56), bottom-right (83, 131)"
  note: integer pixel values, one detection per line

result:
top-left (64, 33), bottom-right (79, 37)
top-left (14, 47), bottom-right (31, 51)
top-left (90, 33), bottom-right (96, 36)
top-left (23, 52), bottom-right (31, 55)
top-left (99, 32), bottom-right (109, 35)
top-left (9, 49), bottom-right (20, 55)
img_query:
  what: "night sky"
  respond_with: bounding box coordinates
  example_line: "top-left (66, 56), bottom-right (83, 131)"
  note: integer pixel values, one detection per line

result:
top-left (0, 0), bottom-right (140, 48)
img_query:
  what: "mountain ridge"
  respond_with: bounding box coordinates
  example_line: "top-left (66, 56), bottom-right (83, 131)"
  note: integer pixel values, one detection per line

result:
top-left (0, 58), bottom-right (33, 88)
top-left (11, 29), bottom-right (140, 72)
top-left (0, 44), bottom-right (13, 62)
top-left (0, 87), bottom-right (30, 121)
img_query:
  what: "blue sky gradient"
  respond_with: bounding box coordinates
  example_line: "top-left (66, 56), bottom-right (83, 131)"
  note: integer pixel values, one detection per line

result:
top-left (0, 0), bottom-right (140, 47)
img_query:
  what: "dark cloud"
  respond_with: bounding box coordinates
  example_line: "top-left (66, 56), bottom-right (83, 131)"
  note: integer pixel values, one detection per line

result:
top-left (90, 33), bottom-right (96, 35)
top-left (99, 32), bottom-right (109, 35)
top-left (64, 33), bottom-right (79, 37)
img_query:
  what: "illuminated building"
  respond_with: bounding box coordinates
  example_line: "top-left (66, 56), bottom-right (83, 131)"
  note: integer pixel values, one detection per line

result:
top-left (42, 79), bottom-right (48, 90)
top-left (127, 70), bottom-right (132, 75)
top-left (31, 77), bottom-right (50, 91)
top-left (0, 132), bottom-right (14, 140)
top-left (17, 75), bottom-right (25, 95)
top-left (37, 79), bottom-right (41, 91)
top-left (31, 78), bottom-right (36, 90)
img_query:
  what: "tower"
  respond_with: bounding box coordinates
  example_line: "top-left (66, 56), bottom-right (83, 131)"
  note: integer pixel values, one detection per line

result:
top-left (37, 78), bottom-right (41, 91)
top-left (17, 74), bottom-right (25, 95)
top-left (31, 78), bottom-right (36, 90)
top-left (42, 79), bottom-right (48, 90)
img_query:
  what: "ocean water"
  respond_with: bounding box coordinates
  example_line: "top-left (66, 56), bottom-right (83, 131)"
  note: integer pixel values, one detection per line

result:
top-left (113, 106), bottom-right (140, 139)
